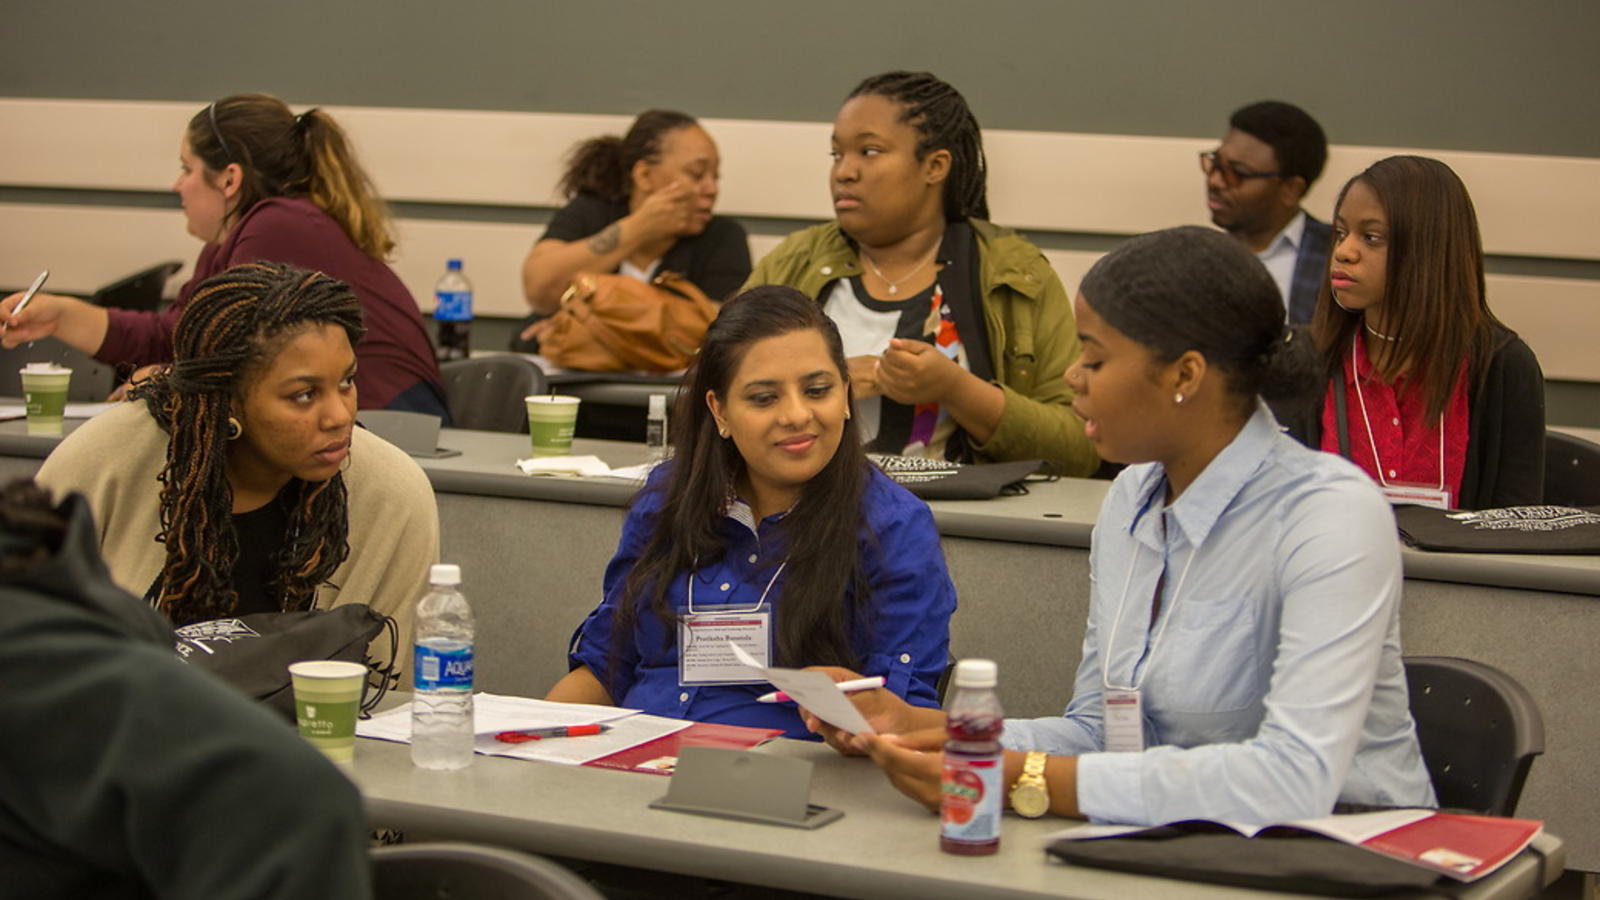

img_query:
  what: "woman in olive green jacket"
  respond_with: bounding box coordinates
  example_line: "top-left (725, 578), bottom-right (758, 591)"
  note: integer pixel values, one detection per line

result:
top-left (744, 71), bottom-right (1097, 476)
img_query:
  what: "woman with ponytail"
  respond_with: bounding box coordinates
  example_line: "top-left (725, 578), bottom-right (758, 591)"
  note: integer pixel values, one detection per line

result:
top-left (1, 93), bottom-right (447, 418)
top-left (745, 72), bottom-right (1096, 475)
top-left (815, 228), bottom-right (1435, 825)
top-left (518, 110), bottom-right (750, 324)
top-left (35, 262), bottom-right (437, 669)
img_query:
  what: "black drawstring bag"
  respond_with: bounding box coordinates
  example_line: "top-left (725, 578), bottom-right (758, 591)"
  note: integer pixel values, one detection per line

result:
top-left (1394, 504), bottom-right (1600, 554)
top-left (174, 604), bottom-right (399, 719)
top-left (869, 455), bottom-right (1044, 501)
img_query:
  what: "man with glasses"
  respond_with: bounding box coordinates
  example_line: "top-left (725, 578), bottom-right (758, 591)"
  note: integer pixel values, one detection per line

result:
top-left (1201, 101), bottom-right (1331, 325)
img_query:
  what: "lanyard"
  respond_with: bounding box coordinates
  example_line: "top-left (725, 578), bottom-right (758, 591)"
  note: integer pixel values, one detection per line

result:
top-left (1101, 501), bottom-right (1202, 692)
top-left (686, 559), bottom-right (787, 615)
top-left (1350, 338), bottom-right (1444, 491)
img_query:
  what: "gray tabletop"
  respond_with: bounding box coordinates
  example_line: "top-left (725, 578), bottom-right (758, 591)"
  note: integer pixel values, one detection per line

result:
top-left (351, 717), bottom-right (1563, 900)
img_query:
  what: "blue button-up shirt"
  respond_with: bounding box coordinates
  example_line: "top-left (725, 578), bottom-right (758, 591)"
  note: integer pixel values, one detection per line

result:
top-left (569, 466), bottom-right (955, 739)
top-left (1004, 404), bottom-right (1437, 824)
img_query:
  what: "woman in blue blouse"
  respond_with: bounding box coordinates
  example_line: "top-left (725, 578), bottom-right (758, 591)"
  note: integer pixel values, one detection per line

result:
top-left (547, 285), bottom-right (955, 738)
top-left (814, 227), bottom-right (1436, 824)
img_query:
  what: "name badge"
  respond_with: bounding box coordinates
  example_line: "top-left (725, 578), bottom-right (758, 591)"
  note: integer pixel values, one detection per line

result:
top-left (679, 610), bottom-right (771, 685)
top-left (1381, 483), bottom-right (1452, 510)
top-left (1103, 687), bottom-right (1145, 753)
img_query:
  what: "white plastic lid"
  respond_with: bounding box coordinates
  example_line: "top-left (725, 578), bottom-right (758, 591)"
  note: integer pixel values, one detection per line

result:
top-left (648, 394), bottom-right (667, 417)
top-left (952, 658), bottom-right (997, 689)
top-left (430, 563), bottom-right (461, 585)
top-left (20, 362), bottom-right (70, 374)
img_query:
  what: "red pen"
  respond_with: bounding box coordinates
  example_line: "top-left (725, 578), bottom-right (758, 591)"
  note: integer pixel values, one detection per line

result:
top-left (495, 723), bottom-right (611, 744)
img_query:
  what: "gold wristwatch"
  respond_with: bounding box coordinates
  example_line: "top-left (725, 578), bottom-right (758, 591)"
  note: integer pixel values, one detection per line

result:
top-left (1008, 750), bottom-right (1050, 818)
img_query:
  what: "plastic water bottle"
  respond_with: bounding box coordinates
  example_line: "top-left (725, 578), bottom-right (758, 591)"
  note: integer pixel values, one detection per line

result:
top-left (941, 658), bottom-right (1004, 855)
top-left (646, 393), bottom-right (669, 462)
top-left (411, 564), bottom-right (475, 770)
top-left (434, 259), bottom-right (473, 362)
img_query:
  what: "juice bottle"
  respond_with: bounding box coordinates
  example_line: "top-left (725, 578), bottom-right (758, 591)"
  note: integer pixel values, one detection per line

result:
top-left (941, 658), bottom-right (1003, 855)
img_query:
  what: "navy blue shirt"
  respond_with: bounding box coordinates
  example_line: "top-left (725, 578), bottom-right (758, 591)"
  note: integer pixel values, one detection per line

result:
top-left (569, 465), bottom-right (956, 738)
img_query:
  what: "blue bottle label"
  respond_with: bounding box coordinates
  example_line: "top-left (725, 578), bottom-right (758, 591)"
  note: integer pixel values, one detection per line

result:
top-left (435, 290), bottom-right (473, 322)
top-left (941, 753), bottom-right (1002, 844)
top-left (414, 644), bottom-right (474, 689)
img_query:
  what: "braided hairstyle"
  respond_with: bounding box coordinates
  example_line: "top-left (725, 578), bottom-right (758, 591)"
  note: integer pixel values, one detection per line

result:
top-left (131, 262), bottom-right (366, 625)
top-left (847, 71), bottom-right (989, 221)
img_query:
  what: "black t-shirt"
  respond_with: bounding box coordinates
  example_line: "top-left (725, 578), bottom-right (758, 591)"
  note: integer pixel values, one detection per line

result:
top-left (539, 192), bottom-right (753, 301)
top-left (230, 489), bottom-right (292, 616)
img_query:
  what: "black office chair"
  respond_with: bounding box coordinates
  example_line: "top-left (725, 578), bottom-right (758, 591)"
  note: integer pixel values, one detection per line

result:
top-left (1404, 656), bottom-right (1544, 817)
top-left (1543, 430), bottom-right (1600, 508)
top-left (439, 356), bottom-right (547, 433)
top-left (371, 843), bottom-right (604, 900)
top-left (89, 260), bottom-right (184, 311)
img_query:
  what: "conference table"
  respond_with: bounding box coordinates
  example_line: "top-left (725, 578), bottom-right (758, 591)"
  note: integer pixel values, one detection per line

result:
top-left (352, 705), bottom-right (1565, 900)
top-left (2, 418), bottom-right (1597, 872)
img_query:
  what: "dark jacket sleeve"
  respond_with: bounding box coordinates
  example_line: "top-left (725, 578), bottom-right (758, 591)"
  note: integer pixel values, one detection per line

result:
top-left (1463, 334), bottom-right (1546, 509)
top-left (0, 598), bottom-right (372, 900)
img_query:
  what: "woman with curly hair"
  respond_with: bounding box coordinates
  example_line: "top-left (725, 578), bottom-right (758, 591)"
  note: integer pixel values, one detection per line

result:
top-left (36, 261), bottom-right (437, 667)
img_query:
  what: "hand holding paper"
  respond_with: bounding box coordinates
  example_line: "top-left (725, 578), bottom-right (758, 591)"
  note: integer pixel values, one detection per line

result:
top-left (729, 644), bottom-right (876, 736)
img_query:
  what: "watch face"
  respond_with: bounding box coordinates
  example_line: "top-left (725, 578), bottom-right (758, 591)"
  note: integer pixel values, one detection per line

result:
top-left (1011, 784), bottom-right (1049, 819)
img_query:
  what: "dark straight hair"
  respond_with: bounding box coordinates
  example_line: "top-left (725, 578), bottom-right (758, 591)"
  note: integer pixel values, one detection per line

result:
top-left (604, 286), bottom-right (872, 690)
top-left (847, 71), bottom-right (989, 221)
top-left (1080, 226), bottom-right (1316, 417)
top-left (558, 110), bottom-right (700, 204)
top-left (1310, 156), bottom-right (1502, 420)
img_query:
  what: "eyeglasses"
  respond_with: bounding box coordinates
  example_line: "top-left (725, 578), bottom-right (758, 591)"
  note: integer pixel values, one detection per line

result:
top-left (1199, 151), bottom-right (1280, 187)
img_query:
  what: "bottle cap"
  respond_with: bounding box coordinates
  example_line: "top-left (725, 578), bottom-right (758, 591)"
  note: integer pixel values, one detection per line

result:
top-left (952, 658), bottom-right (997, 689)
top-left (447, 259), bottom-right (463, 271)
top-left (430, 563), bottom-right (461, 585)
top-left (648, 394), bottom-right (667, 418)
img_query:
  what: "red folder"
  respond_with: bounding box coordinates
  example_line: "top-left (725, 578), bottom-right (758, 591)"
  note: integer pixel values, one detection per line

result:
top-left (583, 722), bottom-right (783, 775)
top-left (1358, 812), bottom-right (1543, 881)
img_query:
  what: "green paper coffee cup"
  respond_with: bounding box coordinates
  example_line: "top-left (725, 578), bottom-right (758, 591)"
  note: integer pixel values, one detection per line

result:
top-left (20, 363), bottom-right (71, 436)
top-left (289, 660), bottom-right (367, 765)
top-left (526, 394), bottom-right (580, 457)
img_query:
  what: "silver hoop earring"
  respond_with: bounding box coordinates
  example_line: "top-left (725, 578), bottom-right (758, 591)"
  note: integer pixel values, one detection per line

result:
top-left (226, 416), bottom-right (243, 440)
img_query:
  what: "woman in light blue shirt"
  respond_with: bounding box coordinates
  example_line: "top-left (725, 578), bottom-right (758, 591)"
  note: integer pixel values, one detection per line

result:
top-left (816, 226), bottom-right (1436, 824)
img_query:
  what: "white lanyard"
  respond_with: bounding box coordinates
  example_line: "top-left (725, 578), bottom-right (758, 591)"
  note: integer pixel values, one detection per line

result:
top-left (1101, 504), bottom-right (1202, 693)
top-left (686, 559), bottom-right (787, 614)
top-left (1351, 338), bottom-right (1444, 492)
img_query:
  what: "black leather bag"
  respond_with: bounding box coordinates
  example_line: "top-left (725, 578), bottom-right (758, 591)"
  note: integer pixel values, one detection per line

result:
top-left (173, 604), bottom-right (398, 718)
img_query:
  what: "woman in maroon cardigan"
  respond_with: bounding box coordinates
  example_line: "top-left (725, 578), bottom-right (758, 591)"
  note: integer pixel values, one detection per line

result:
top-left (1, 93), bottom-right (446, 417)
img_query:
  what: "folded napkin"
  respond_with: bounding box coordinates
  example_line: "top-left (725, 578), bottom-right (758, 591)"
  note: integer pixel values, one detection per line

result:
top-left (514, 455), bottom-right (612, 477)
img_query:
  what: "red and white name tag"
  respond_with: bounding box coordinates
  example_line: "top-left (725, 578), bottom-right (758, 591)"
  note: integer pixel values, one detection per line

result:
top-left (1103, 688), bottom-right (1145, 753)
top-left (1381, 483), bottom-right (1452, 510)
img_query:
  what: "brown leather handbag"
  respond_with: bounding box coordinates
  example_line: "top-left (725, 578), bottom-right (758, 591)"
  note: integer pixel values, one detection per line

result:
top-left (539, 271), bottom-right (719, 373)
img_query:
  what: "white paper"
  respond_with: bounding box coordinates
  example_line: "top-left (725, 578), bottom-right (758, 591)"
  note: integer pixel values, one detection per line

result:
top-left (0, 401), bottom-right (119, 421)
top-left (477, 713), bottom-right (691, 765)
top-left (602, 461), bottom-right (661, 483)
top-left (514, 455), bottom-right (612, 477)
top-left (355, 692), bottom-right (637, 744)
top-left (729, 643), bottom-right (875, 735)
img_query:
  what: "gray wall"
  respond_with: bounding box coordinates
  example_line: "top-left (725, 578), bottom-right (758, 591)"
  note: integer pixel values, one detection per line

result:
top-left (4, 0), bottom-right (1597, 157)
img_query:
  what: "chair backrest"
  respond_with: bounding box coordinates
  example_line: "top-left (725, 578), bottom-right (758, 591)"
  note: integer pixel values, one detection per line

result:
top-left (439, 356), bottom-right (546, 433)
top-left (89, 260), bottom-right (183, 311)
top-left (1544, 430), bottom-right (1600, 507)
top-left (371, 843), bottom-right (603, 900)
top-left (1404, 655), bottom-right (1545, 817)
